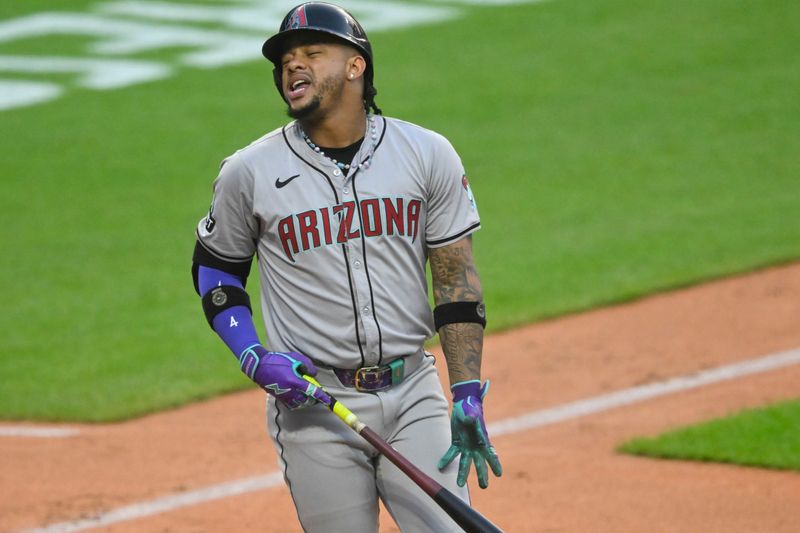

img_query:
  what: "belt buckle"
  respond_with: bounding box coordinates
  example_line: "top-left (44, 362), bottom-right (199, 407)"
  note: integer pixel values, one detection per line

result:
top-left (354, 366), bottom-right (388, 392)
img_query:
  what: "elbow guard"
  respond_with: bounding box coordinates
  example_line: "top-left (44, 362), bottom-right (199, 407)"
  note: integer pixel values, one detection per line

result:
top-left (201, 285), bottom-right (252, 327)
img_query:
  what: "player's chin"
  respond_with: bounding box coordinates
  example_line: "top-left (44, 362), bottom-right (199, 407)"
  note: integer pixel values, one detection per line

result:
top-left (286, 96), bottom-right (321, 120)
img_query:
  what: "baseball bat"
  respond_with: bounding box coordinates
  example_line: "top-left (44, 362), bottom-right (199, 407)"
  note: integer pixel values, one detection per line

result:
top-left (304, 376), bottom-right (504, 533)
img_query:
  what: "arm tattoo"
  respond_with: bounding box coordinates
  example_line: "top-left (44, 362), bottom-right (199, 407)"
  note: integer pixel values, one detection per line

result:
top-left (429, 237), bottom-right (484, 385)
top-left (439, 322), bottom-right (484, 385)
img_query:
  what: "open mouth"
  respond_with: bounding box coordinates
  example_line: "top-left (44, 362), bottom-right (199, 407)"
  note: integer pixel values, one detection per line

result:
top-left (287, 78), bottom-right (310, 100)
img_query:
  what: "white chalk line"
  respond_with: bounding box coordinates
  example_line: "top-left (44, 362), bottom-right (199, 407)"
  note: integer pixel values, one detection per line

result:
top-left (20, 473), bottom-right (285, 533)
top-left (0, 426), bottom-right (80, 438)
top-left (489, 347), bottom-right (800, 437)
top-left (19, 347), bottom-right (800, 533)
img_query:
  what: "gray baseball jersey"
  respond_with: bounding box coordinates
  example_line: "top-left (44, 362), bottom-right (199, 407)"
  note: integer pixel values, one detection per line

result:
top-left (196, 115), bottom-right (480, 369)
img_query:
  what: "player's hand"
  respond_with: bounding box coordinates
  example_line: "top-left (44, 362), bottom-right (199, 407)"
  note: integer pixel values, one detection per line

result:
top-left (437, 380), bottom-right (502, 489)
top-left (240, 346), bottom-right (332, 410)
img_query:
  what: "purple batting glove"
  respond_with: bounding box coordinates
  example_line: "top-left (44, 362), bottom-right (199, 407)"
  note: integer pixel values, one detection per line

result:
top-left (239, 345), bottom-right (331, 410)
top-left (437, 380), bottom-right (502, 489)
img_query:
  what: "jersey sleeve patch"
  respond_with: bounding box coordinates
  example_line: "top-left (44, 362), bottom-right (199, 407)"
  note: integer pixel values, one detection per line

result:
top-left (462, 174), bottom-right (478, 211)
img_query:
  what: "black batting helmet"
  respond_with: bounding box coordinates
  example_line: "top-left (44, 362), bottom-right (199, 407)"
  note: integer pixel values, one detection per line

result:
top-left (262, 2), bottom-right (380, 114)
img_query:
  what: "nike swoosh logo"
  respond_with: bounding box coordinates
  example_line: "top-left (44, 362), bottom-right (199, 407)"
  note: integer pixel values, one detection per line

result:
top-left (275, 174), bottom-right (300, 188)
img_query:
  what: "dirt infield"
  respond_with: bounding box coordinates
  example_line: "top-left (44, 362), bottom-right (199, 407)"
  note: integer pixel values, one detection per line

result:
top-left (3, 263), bottom-right (800, 532)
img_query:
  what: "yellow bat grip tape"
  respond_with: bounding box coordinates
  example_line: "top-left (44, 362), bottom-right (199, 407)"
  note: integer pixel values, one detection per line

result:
top-left (304, 375), bottom-right (322, 387)
top-left (333, 402), bottom-right (359, 428)
top-left (303, 374), bottom-right (361, 430)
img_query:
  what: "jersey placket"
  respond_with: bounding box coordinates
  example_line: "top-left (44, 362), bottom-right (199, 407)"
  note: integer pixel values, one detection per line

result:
top-left (290, 120), bottom-right (386, 368)
top-left (336, 166), bottom-right (382, 367)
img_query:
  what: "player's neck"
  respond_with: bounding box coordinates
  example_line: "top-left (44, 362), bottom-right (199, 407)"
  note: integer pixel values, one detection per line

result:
top-left (300, 106), bottom-right (367, 148)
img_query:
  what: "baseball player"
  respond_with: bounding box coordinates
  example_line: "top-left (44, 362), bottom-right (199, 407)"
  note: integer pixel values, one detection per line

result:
top-left (192, 3), bottom-right (501, 531)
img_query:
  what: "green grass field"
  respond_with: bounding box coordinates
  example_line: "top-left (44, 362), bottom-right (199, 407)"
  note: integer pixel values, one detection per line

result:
top-left (619, 400), bottom-right (800, 470)
top-left (1, 0), bottom-right (798, 422)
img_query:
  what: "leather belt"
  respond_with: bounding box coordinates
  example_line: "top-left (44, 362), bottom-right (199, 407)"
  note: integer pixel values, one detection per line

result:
top-left (331, 358), bottom-right (406, 392)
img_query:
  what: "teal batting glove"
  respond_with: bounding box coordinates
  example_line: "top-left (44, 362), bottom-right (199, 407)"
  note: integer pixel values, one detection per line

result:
top-left (437, 380), bottom-right (502, 489)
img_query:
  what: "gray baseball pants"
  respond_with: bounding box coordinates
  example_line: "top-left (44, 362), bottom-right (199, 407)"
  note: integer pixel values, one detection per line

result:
top-left (266, 350), bottom-right (469, 532)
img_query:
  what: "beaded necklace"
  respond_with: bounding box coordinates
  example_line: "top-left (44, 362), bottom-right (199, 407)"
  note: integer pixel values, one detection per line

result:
top-left (300, 115), bottom-right (378, 172)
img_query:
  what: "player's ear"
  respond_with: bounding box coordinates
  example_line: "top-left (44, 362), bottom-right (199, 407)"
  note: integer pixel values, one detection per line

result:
top-left (346, 54), bottom-right (366, 80)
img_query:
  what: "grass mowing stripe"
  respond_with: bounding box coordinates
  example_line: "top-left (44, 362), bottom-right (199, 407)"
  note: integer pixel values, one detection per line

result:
top-left (619, 399), bottom-right (800, 471)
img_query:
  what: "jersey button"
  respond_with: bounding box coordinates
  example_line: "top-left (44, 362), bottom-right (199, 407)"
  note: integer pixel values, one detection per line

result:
top-left (333, 169), bottom-right (342, 176)
top-left (362, 306), bottom-right (370, 315)
top-left (353, 260), bottom-right (361, 269)
top-left (343, 187), bottom-right (350, 195)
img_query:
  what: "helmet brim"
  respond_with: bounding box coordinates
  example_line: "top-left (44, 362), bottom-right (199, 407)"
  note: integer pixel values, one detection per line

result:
top-left (262, 28), bottom-right (370, 66)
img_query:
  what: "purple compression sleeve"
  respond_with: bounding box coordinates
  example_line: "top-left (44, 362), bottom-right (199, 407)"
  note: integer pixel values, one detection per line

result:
top-left (198, 266), bottom-right (260, 357)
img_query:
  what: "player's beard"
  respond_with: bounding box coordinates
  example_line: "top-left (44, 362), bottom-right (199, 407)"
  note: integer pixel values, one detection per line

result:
top-left (286, 74), bottom-right (344, 120)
